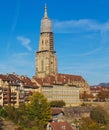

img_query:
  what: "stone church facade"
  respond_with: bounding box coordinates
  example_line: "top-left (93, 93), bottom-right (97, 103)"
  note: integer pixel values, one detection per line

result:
top-left (36, 4), bottom-right (57, 78)
top-left (34, 4), bottom-right (90, 106)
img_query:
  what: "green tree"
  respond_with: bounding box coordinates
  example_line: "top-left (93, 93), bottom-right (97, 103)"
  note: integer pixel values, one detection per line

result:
top-left (50, 100), bottom-right (65, 107)
top-left (0, 93), bottom-right (51, 129)
top-left (80, 117), bottom-right (100, 130)
top-left (23, 126), bottom-right (39, 130)
top-left (5, 105), bottom-right (15, 120)
top-left (0, 106), bottom-right (7, 117)
top-left (26, 92), bottom-right (52, 129)
top-left (90, 106), bottom-right (108, 125)
top-left (13, 103), bottom-right (27, 125)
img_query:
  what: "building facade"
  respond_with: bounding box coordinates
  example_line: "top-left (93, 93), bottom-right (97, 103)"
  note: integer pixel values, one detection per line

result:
top-left (33, 74), bottom-right (90, 106)
top-left (34, 5), bottom-right (90, 106)
top-left (41, 84), bottom-right (80, 106)
top-left (0, 74), bottom-right (38, 107)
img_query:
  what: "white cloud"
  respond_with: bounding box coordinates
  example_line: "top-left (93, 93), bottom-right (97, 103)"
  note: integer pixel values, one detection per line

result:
top-left (100, 22), bottom-right (109, 44)
top-left (17, 36), bottom-right (32, 51)
top-left (77, 47), bottom-right (102, 56)
top-left (54, 19), bottom-right (109, 57)
top-left (53, 19), bottom-right (102, 33)
top-left (53, 19), bottom-right (109, 34)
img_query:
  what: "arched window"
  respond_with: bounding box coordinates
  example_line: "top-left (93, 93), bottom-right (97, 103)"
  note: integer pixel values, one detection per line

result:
top-left (42, 40), bottom-right (44, 45)
top-left (41, 60), bottom-right (44, 71)
top-left (45, 39), bottom-right (48, 44)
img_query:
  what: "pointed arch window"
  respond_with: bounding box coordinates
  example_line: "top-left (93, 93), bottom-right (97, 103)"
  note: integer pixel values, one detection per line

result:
top-left (42, 40), bottom-right (44, 45)
top-left (45, 39), bottom-right (48, 44)
top-left (41, 40), bottom-right (44, 50)
top-left (41, 60), bottom-right (44, 71)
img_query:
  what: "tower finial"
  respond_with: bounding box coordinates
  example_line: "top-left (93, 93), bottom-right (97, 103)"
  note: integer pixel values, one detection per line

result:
top-left (44, 4), bottom-right (48, 19)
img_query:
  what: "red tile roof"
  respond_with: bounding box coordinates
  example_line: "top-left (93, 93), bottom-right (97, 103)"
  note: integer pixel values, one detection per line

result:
top-left (34, 73), bottom-right (85, 86)
top-left (51, 108), bottom-right (64, 115)
top-left (49, 121), bottom-right (74, 130)
top-left (0, 73), bottom-right (38, 89)
top-left (20, 75), bottom-right (38, 88)
top-left (8, 74), bottom-right (22, 82)
top-left (0, 74), bottom-right (10, 81)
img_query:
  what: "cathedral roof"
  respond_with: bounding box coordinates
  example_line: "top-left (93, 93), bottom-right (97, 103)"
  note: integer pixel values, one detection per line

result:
top-left (34, 73), bottom-right (85, 87)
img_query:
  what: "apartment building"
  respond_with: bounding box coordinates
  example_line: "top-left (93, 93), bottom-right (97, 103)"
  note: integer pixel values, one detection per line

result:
top-left (0, 74), bottom-right (38, 107)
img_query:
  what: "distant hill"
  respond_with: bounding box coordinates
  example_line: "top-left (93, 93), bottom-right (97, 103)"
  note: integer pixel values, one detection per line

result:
top-left (90, 83), bottom-right (109, 87)
top-left (98, 83), bottom-right (109, 87)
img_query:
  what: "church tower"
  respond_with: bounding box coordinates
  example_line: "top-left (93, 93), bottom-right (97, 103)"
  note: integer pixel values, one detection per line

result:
top-left (36, 4), bottom-right (57, 78)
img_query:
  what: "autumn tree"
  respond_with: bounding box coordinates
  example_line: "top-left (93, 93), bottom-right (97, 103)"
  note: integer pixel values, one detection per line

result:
top-left (50, 100), bottom-right (66, 107)
top-left (26, 92), bottom-right (52, 129)
top-left (90, 106), bottom-right (109, 125)
top-left (5, 105), bottom-right (16, 120)
top-left (23, 126), bottom-right (39, 130)
top-left (80, 117), bottom-right (100, 130)
top-left (1, 93), bottom-right (52, 130)
top-left (0, 106), bottom-right (7, 117)
top-left (80, 91), bottom-right (92, 101)
top-left (97, 90), bottom-right (109, 101)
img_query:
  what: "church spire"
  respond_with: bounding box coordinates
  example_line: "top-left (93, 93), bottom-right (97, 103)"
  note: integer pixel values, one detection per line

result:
top-left (44, 4), bottom-right (48, 19)
top-left (36, 4), bottom-right (57, 78)
top-left (41, 4), bottom-right (52, 33)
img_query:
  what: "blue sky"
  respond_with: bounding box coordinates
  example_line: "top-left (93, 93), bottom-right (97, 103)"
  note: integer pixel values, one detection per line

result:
top-left (0, 0), bottom-right (109, 85)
